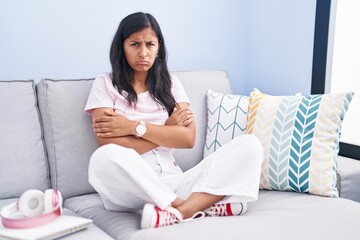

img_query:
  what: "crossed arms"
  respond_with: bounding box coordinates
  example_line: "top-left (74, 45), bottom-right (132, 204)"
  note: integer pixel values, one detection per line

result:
top-left (90, 102), bottom-right (195, 155)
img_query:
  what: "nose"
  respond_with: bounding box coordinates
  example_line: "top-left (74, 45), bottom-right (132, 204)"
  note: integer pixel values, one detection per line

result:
top-left (139, 45), bottom-right (148, 58)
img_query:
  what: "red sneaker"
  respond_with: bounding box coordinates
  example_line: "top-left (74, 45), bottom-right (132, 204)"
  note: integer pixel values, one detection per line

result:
top-left (141, 204), bottom-right (182, 229)
top-left (204, 202), bottom-right (247, 216)
top-left (141, 203), bottom-right (206, 229)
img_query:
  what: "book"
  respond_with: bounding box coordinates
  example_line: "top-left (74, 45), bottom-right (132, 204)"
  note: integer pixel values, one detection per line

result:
top-left (0, 215), bottom-right (93, 240)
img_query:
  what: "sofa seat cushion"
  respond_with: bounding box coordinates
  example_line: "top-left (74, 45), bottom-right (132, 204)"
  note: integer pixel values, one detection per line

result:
top-left (64, 191), bottom-right (360, 240)
top-left (64, 193), bottom-right (139, 240)
top-left (338, 156), bottom-right (360, 202)
top-left (0, 80), bottom-right (49, 199)
top-left (59, 209), bottom-right (114, 240)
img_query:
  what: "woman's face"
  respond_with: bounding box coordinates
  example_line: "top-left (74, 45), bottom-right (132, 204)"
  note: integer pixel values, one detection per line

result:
top-left (123, 27), bottom-right (159, 75)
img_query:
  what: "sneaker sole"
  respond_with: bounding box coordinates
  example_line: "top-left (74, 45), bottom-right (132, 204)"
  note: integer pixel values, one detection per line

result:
top-left (141, 203), bottom-right (155, 229)
top-left (238, 202), bottom-right (248, 216)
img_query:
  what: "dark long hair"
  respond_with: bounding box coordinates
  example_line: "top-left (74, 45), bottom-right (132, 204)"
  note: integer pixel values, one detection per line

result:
top-left (109, 12), bottom-right (176, 115)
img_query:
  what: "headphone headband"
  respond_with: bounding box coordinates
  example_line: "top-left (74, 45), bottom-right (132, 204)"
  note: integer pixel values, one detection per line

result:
top-left (1, 203), bottom-right (61, 229)
top-left (0, 190), bottom-right (62, 229)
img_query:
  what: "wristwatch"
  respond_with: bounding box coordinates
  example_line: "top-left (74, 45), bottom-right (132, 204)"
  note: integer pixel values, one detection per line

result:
top-left (135, 121), bottom-right (147, 138)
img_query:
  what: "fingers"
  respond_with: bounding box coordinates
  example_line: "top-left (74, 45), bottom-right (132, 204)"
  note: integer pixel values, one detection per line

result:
top-left (94, 127), bottom-right (112, 133)
top-left (182, 116), bottom-right (194, 127)
top-left (104, 110), bottom-right (118, 116)
top-left (177, 109), bottom-right (193, 120)
top-left (174, 108), bottom-right (191, 115)
top-left (93, 121), bottom-right (112, 136)
top-left (176, 109), bottom-right (194, 126)
top-left (96, 132), bottom-right (113, 138)
top-left (166, 106), bottom-right (194, 126)
top-left (93, 124), bottom-right (111, 134)
top-left (93, 124), bottom-right (113, 138)
top-left (93, 122), bottom-right (111, 128)
top-left (93, 111), bottom-right (118, 123)
top-left (93, 116), bottom-right (112, 123)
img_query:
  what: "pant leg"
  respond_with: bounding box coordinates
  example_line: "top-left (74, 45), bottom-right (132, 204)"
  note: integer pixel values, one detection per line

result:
top-left (88, 144), bottom-right (177, 211)
top-left (169, 135), bottom-right (263, 203)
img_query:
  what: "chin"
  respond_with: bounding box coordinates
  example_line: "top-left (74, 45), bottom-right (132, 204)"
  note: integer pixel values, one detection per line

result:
top-left (135, 67), bottom-right (151, 72)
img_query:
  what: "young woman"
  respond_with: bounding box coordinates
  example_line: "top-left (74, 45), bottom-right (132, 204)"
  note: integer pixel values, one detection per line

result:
top-left (85, 12), bottom-right (263, 229)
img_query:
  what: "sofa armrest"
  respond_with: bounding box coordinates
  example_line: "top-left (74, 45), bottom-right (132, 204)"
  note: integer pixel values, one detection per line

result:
top-left (337, 156), bottom-right (360, 202)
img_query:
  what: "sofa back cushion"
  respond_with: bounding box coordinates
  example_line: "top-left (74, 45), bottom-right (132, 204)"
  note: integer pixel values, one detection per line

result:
top-left (0, 80), bottom-right (49, 199)
top-left (36, 79), bottom-right (98, 199)
top-left (172, 71), bottom-right (232, 171)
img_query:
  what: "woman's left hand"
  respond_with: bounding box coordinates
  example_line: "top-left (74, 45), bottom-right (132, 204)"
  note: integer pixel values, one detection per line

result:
top-left (165, 107), bottom-right (194, 127)
top-left (93, 110), bottom-right (135, 138)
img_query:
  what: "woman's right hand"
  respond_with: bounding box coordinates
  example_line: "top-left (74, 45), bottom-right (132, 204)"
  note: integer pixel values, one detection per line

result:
top-left (165, 106), bottom-right (194, 127)
top-left (93, 110), bottom-right (137, 138)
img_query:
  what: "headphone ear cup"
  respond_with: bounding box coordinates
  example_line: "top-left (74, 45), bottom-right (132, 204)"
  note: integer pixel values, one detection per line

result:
top-left (18, 190), bottom-right (45, 218)
top-left (44, 189), bottom-right (56, 213)
top-left (57, 190), bottom-right (64, 213)
top-left (44, 189), bottom-right (63, 213)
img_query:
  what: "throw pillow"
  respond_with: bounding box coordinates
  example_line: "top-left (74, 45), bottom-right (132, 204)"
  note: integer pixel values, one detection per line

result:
top-left (204, 90), bottom-right (249, 157)
top-left (246, 90), bottom-right (354, 197)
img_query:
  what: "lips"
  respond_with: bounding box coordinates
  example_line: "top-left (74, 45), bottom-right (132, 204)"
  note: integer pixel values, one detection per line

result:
top-left (136, 61), bottom-right (150, 65)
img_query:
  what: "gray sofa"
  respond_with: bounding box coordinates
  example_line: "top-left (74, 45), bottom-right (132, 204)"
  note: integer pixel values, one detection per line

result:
top-left (1, 70), bottom-right (360, 240)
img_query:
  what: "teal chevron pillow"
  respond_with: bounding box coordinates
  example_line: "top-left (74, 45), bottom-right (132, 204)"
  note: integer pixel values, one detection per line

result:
top-left (247, 90), bottom-right (354, 197)
top-left (204, 90), bottom-right (249, 157)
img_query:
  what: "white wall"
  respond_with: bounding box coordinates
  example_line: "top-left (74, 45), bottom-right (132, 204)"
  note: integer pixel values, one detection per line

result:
top-left (0, 0), bottom-right (246, 92)
top-left (243, 0), bottom-right (316, 95)
top-left (328, 0), bottom-right (360, 145)
top-left (0, 0), bottom-right (316, 95)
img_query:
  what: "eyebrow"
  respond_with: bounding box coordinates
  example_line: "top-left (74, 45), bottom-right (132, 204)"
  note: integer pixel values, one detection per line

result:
top-left (129, 40), bottom-right (156, 43)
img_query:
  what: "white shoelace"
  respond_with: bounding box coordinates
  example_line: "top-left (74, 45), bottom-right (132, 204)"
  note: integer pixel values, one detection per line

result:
top-left (157, 208), bottom-right (180, 226)
top-left (181, 211), bottom-right (206, 222)
top-left (161, 207), bottom-right (205, 225)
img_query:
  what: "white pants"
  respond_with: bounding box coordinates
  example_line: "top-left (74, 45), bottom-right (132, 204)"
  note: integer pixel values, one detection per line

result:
top-left (88, 135), bottom-right (263, 211)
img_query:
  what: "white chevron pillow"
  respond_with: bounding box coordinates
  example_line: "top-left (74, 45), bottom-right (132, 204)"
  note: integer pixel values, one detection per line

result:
top-left (203, 90), bottom-right (249, 158)
top-left (246, 90), bottom-right (354, 197)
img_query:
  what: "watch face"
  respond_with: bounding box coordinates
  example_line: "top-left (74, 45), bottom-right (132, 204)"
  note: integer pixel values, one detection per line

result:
top-left (136, 123), bottom-right (147, 135)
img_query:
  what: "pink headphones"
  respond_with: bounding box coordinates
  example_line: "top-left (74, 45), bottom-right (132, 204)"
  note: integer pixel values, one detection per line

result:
top-left (0, 189), bottom-right (63, 229)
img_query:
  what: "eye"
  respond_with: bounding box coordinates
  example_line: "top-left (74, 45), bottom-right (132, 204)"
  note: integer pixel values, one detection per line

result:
top-left (130, 42), bottom-right (139, 46)
top-left (146, 42), bottom-right (156, 47)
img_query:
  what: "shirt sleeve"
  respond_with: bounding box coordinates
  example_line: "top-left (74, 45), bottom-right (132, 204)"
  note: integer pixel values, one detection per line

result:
top-left (84, 74), bottom-right (115, 116)
top-left (171, 74), bottom-right (190, 104)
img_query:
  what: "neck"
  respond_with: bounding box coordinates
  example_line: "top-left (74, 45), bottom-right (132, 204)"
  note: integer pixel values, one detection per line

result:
top-left (133, 72), bottom-right (148, 94)
top-left (133, 71), bottom-right (148, 84)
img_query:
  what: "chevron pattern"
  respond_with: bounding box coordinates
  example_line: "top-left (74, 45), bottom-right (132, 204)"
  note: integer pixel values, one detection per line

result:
top-left (308, 94), bottom-right (336, 196)
top-left (246, 90), bottom-right (354, 197)
top-left (204, 90), bottom-right (248, 157)
top-left (308, 92), bottom-right (354, 197)
top-left (252, 95), bottom-right (281, 189)
top-left (269, 96), bottom-right (301, 190)
top-left (288, 95), bottom-right (321, 192)
top-left (246, 91), bottom-right (264, 134)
